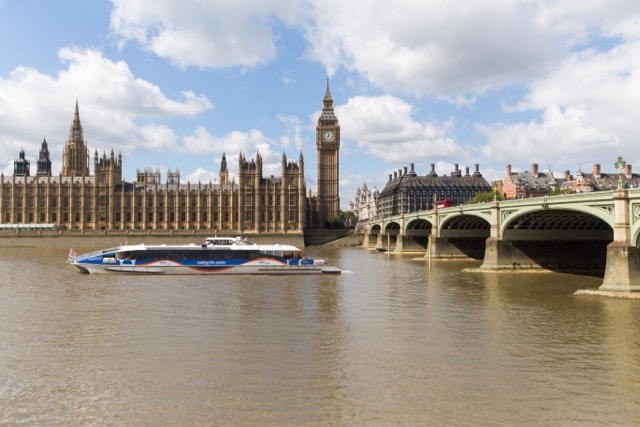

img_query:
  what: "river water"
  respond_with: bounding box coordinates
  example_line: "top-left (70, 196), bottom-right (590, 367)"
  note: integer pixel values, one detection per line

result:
top-left (1, 245), bottom-right (639, 426)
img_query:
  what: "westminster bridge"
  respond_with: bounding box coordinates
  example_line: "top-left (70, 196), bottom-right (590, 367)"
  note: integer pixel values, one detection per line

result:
top-left (364, 189), bottom-right (640, 293)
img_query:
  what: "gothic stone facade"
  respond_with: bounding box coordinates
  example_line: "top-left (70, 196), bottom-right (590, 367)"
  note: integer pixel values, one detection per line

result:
top-left (349, 182), bottom-right (379, 231)
top-left (1, 86), bottom-right (338, 231)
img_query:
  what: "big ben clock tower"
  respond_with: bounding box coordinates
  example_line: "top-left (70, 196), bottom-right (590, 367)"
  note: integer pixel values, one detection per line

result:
top-left (316, 78), bottom-right (340, 226)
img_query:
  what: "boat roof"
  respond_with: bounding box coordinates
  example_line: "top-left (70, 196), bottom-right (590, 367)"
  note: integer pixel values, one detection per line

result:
top-left (114, 241), bottom-right (301, 252)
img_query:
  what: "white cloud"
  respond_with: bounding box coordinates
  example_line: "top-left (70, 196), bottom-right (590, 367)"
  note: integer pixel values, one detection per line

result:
top-left (304, 0), bottom-right (558, 97)
top-left (276, 114), bottom-right (305, 151)
top-left (0, 47), bottom-right (211, 172)
top-left (302, 0), bottom-right (640, 99)
top-left (110, 0), bottom-right (303, 69)
top-left (480, 38), bottom-right (640, 169)
top-left (184, 167), bottom-right (218, 184)
top-left (181, 127), bottom-right (296, 178)
top-left (335, 95), bottom-right (466, 163)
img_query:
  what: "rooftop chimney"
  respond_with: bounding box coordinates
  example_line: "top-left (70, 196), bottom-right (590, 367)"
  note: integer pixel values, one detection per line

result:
top-left (428, 163), bottom-right (437, 177)
top-left (531, 164), bottom-right (539, 178)
top-left (593, 164), bottom-right (601, 178)
top-left (506, 164), bottom-right (512, 176)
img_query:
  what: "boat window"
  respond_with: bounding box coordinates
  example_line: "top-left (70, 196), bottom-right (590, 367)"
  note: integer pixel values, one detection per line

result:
top-left (135, 248), bottom-right (264, 261)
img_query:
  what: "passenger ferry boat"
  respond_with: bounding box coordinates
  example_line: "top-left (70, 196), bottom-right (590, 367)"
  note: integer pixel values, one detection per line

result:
top-left (68, 237), bottom-right (342, 275)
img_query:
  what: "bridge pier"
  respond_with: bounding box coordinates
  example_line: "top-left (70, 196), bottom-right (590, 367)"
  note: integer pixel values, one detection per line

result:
top-left (362, 232), bottom-right (374, 248)
top-left (376, 233), bottom-right (393, 251)
top-left (427, 236), bottom-right (479, 259)
top-left (599, 243), bottom-right (640, 292)
top-left (393, 234), bottom-right (428, 252)
top-left (480, 237), bottom-right (547, 270)
top-left (599, 189), bottom-right (640, 292)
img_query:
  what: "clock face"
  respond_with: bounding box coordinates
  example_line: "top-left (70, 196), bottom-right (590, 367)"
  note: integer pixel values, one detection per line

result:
top-left (322, 130), bottom-right (335, 142)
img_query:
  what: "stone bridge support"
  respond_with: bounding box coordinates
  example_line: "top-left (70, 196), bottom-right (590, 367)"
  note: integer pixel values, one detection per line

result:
top-left (377, 232), bottom-right (392, 251)
top-left (599, 189), bottom-right (640, 292)
top-left (394, 234), bottom-right (428, 252)
top-left (361, 231), bottom-right (374, 248)
top-left (427, 235), bottom-right (478, 259)
top-left (425, 205), bottom-right (471, 259)
top-left (480, 200), bottom-right (549, 270)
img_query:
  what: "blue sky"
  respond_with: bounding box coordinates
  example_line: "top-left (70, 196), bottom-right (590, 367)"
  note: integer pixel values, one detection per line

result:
top-left (1, 0), bottom-right (639, 209)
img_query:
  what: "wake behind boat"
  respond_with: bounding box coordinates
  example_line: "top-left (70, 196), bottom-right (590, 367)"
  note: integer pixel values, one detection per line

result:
top-left (68, 237), bottom-right (342, 275)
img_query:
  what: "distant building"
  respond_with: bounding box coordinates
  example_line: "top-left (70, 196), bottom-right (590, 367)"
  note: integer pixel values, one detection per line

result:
top-left (0, 82), bottom-right (340, 231)
top-left (561, 163), bottom-right (640, 193)
top-left (502, 164), bottom-right (565, 199)
top-left (314, 78), bottom-right (341, 225)
top-left (503, 163), bottom-right (640, 199)
top-left (377, 163), bottom-right (491, 217)
top-left (349, 182), bottom-right (379, 231)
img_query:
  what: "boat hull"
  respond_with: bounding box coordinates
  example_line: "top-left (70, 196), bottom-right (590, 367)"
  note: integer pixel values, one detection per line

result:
top-left (72, 260), bottom-right (342, 275)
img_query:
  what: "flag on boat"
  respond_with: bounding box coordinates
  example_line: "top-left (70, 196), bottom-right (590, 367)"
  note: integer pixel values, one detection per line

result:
top-left (68, 248), bottom-right (77, 258)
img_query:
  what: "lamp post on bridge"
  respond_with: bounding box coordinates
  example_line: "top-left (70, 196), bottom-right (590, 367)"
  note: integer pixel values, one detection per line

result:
top-left (615, 155), bottom-right (626, 190)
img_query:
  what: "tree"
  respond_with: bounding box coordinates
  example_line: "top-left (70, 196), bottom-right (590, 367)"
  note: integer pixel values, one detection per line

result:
top-left (464, 191), bottom-right (505, 205)
top-left (341, 210), bottom-right (357, 227)
top-left (325, 215), bottom-right (345, 229)
top-left (548, 188), bottom-right (573, 196)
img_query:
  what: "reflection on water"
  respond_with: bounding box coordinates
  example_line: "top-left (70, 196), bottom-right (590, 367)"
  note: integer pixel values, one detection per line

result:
top-left (1, 246), bottom-right (639, 425)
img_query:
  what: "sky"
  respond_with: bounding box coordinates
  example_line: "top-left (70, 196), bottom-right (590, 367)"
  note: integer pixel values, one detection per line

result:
top-left (0, 0), bottom-right (639, 210)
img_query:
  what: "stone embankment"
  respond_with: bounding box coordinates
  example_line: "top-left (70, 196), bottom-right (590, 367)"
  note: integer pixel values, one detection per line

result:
top-left (0, 230), bottom-right (306, 248)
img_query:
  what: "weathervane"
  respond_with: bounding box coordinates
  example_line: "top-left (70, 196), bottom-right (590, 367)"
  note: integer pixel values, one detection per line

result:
top-left (615, 155), bottom-right (626, 189)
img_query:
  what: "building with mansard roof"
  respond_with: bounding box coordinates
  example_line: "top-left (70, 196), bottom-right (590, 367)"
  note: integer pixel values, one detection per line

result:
top-left (561, 163), bottom-right (640, 193)
top-left (502, 163), bottom-right (640, 199)
top-left (377, 162), bottom-right (491, 217)
top-left (502, 164), bottom-right (565, 199)
top-left (0, 82), bottom-right (340, 231)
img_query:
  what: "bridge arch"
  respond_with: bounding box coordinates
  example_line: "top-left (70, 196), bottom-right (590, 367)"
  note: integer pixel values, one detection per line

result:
top-left (384, 221), bottom-right (402, 235)
top-left (439, 213), bottom-right (491, 238)
top-left (405, 217), bottom-right (432, 235)
top-left (633, 228), bottom-right (640, 247)
top-left (369, 223), bottom-right (382, 235)
top-left (501, 207), bottom-right (613, 241)
top-left (631, 221), bottom-right (640, 247)
top-left (493, 207), bottom-right (613, 272)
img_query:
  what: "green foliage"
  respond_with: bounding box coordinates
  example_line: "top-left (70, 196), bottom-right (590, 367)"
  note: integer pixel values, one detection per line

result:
top-left (325, 215), bottom-right (345, 229)
top-left (548, 188), bottom-right (573, 196)
top-left (341, 210), bottom-right (357, 225)
top-left (464, 191), bottom-right (505, 205)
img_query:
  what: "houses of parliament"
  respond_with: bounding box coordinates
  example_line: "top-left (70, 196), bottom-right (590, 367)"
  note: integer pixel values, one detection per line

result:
top-left (1, 82), bottom-right (341, 232)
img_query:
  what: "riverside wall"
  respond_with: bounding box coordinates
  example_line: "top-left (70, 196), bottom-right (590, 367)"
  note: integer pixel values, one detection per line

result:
top-left (0, 229), bottom-right (363, 249)
top-left (0, 230), bottom-right (305, 249)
